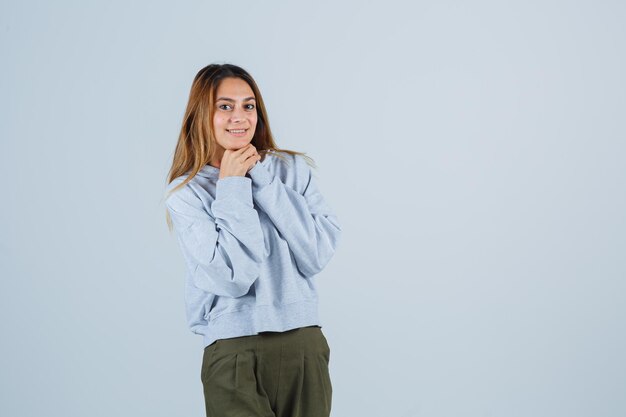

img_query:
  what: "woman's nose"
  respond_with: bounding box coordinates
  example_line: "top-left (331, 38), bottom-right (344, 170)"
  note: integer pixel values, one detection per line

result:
top-left (231, 107), bottom-right (246, 121)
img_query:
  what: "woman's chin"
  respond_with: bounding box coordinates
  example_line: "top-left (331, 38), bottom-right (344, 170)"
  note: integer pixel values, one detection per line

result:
top-left (232, 137), bottom-right (252, 146)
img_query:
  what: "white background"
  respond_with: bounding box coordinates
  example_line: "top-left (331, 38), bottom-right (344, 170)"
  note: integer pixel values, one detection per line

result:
top-left (1, 1), bottom-right (625, 416)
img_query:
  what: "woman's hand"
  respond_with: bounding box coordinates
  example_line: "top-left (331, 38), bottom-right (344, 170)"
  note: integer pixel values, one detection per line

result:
top-left (218, 144), bottom-right (262, 180)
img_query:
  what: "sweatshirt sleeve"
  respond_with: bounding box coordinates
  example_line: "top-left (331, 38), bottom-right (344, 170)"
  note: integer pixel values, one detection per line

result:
top-left (247, 154), bottom-right (341, 278)
top-left (165, 176), bottom-right (266, 298)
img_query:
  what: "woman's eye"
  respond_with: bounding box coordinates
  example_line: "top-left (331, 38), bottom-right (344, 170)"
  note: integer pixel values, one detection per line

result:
top-left (217, 104), bottom-right (255, 110)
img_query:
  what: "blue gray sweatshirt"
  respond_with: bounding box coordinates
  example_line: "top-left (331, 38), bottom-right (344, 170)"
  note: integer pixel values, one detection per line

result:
top-left (165, 151), bottom-right (341, 348)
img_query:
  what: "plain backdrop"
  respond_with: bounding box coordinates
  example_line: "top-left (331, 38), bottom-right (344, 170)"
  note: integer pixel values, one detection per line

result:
top-left (1, 1), bottom-right (625, 416)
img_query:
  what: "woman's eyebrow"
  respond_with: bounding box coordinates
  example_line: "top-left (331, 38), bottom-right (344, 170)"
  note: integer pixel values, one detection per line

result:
top-left (216, 97), bottom-right (256, 102)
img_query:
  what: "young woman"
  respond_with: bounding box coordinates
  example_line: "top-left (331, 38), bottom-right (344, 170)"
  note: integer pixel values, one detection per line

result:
top-left (164, 63), bottom-right (341, 417)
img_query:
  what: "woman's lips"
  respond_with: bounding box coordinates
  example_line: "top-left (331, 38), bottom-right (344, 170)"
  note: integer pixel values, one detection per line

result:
top-left (227, 128), bottom-right (248, 137)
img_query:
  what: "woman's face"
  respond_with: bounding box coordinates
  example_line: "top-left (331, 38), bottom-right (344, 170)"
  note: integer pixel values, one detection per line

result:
top-left (212, 77), bottom-right (258, 153)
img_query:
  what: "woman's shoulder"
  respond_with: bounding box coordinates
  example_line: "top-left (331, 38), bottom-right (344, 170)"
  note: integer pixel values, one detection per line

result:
top-left (164, 176), bottom-right (196, 209)
top-left (164, 171), bottom-right (215, 211)
top-left (263, 151), bottom-right (315, 194)
top-left (264, 150), bottom-right (311, 171)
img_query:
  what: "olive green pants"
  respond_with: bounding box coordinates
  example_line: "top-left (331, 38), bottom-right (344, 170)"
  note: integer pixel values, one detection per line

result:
top-left (201, 325), bottom-right (332, 417)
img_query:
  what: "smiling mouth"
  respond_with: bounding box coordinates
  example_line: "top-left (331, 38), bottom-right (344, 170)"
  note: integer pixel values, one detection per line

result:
top-left (227, 128), bottom-right (248, 132)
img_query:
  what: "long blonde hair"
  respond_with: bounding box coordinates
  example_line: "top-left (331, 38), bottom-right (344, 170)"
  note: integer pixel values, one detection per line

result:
top-left (164, 63), bottom-right (315, 231)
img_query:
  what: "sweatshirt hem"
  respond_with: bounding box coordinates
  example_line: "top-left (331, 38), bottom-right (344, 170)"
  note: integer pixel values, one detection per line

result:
top-left (201, 299), bottom-right (321, 348)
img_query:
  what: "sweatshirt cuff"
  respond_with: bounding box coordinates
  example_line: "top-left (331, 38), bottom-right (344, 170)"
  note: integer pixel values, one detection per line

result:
top-left (248, 161), bottom-right (274, 189)
top-left (215, 176), bottom-right (253, 207)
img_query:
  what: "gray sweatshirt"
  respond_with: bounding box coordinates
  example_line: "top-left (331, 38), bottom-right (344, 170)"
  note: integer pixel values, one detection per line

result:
top-left (165, 151), bottom-right (341, 348)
